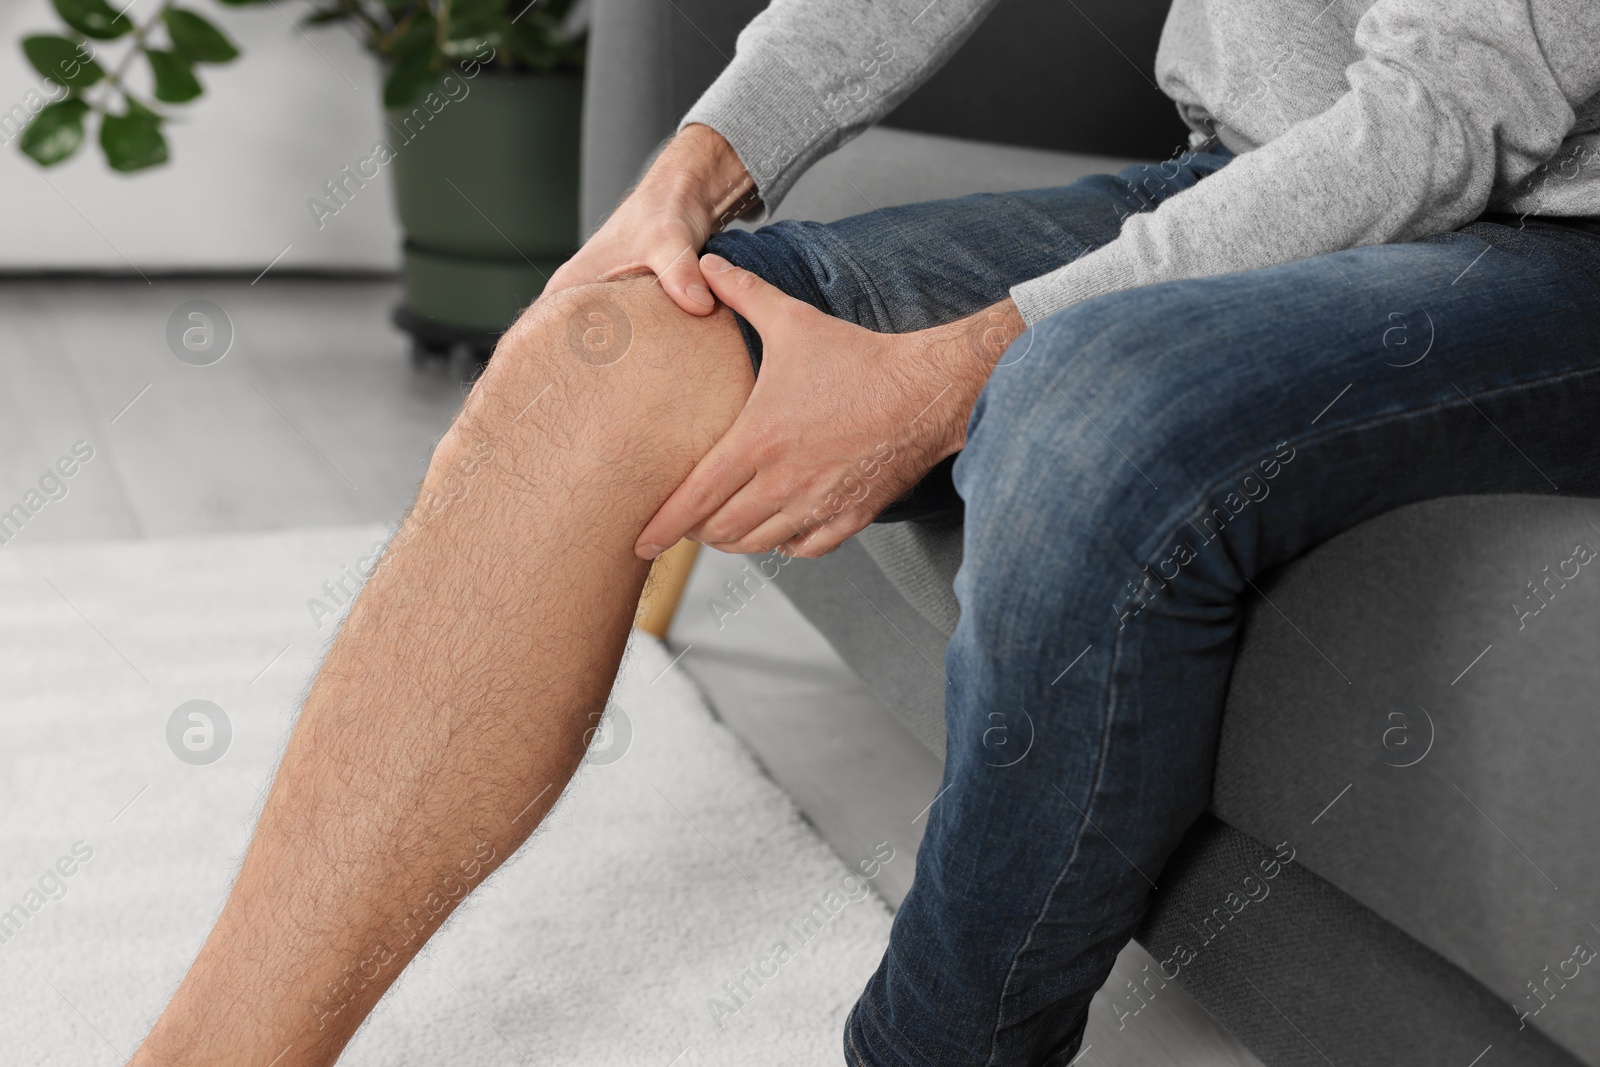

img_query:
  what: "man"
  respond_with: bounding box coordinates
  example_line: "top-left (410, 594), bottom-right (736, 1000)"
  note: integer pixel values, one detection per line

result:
top-left (129, 0), bottom-right (1600, 1064)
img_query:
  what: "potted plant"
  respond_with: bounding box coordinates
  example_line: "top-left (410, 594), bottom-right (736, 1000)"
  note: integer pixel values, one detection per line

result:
top-left (17, 0), bottom-right (586, 361)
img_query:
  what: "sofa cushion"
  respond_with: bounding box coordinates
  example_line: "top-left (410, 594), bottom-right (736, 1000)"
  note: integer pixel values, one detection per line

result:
top-left (763, 126), bottom-right (1143, 224)
top-left (1138, 814), bottom-right (1584, 1067)
top-left (1212, 494), bottom-right (1600, 1061)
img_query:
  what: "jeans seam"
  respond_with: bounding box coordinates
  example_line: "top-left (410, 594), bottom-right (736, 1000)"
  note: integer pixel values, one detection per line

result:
top-left (846, 1012), bottom-right (867, 1067)
top-left (981, 621), bottom-right (1124, 1067)
top-left (860, 980), bottom-right (942, 1067)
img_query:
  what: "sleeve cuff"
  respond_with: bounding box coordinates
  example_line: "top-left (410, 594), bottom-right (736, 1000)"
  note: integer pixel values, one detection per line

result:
top-left (1008, 245), bottom-right (1150, 325)
top-left (679, 47), bottom-right (840, 217)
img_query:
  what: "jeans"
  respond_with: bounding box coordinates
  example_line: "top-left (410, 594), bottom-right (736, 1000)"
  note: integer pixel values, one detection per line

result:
top-left (705, 148), bottom-right (1600, 1066)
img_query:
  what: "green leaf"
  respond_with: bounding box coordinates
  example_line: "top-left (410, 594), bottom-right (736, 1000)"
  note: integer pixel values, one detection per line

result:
top-left (383, 49), bottom-right (435, 109)
top-left (445, 3), bottom-right (506, 39)
top-left (383, 14), bottom-right (436, 62)
top-left (164, 8), bottom-right (239, 64)
top-left (301, 7), bottom-right (351, 27)
top-left (147, 49), bottom-right (203, 103)
top-left (100, 111), bottom-right (168, 171)
top-left (52, 0), bottom-right (132, 39)
top-left (19, 99), bottom-right (90, 166)
top-left (124, 96), bottom-right (160, 121)
top-left (22, 35), bottom-right (104, 90)
top-left (506, 8), bottom-right (585, 74)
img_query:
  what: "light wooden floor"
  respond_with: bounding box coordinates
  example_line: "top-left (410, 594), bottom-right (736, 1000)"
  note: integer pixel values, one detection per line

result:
top-left (3, 277), bottom-right (1260, 1067)
top-left (0, 277), bottom-right (463, 540)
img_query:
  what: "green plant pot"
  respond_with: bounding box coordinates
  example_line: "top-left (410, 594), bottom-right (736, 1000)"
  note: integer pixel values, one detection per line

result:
top-left (388, 70), bottom-right (581, 333)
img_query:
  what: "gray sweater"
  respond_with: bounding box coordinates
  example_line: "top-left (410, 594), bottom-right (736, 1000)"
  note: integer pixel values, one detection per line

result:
top-left (681, 0), bottom-right (1600, 325)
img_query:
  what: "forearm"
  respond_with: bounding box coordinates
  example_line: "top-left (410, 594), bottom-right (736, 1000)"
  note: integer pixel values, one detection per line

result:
top-left (930, 297), bottom-right (1028, 446)
top-left (1009, 0), bottom-right (1592, 325)
top-left (877, 296), bottom-right (1027, 459)
top-left (680, 0), bottom-right (1001, 213)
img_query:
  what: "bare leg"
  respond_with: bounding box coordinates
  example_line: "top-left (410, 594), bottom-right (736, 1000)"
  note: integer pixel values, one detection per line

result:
top-left (128, 277), bottom-right (753, 1066)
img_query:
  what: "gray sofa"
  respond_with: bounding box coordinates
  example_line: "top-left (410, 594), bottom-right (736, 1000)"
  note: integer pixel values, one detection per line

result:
top-left (580, 2), bottom-right (1600, 1063)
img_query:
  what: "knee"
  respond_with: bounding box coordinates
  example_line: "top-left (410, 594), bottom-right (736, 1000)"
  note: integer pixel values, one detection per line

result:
top-left (462, 277), bottom-right (669, 433)
top-left (979, 288), bottom-right (1286, 472)
top-left (443, 276), bottom-right (750, 470)
top-left (957, 288), bottom-right (1292, 580)
top-left (497, 276), bottom-right (655, 375)
top-left (958, 299), bottom-right (1173, 531)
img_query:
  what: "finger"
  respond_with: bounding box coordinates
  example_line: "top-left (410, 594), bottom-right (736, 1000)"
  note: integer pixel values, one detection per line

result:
top-left (549, 255), bottom-right (649, 301)
top-left (783, 494), bottom-right (880, 557)
top-left (699, 253), bottom-right (806, 332)
top-left (543, 255), bottom-right (590, 295)
top-left (653, 242), bottom-right (718, 316)
top-left (636, 440), bottom-right (756, 559)
top-left (687, 480), bottom-right (785, 547)
top-left (712, 508), bottom-right (809, 556)
top-left (781, 507), bottom-right (872, 558)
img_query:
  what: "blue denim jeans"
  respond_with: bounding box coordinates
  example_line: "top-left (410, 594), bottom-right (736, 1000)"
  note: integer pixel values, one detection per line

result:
top-left (705, 149), bottom-right (1600, 1066)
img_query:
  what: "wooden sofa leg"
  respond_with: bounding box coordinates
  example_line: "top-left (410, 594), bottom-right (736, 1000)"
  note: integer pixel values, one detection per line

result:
top-left (636, 539), bottom-right (702, 639)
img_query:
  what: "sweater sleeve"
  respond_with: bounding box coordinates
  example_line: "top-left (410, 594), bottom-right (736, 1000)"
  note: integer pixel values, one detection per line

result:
top-left (1008, 0), bottom-right (1600, 326)
top-left (680, 0), bottom-right (1001, 213)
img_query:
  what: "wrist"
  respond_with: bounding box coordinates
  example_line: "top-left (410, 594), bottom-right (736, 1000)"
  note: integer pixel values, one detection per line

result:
top-left (649, 124), bottom-right (761, 228)
top-left (930, 298), bottom-right (1028, 449)
top-left (893, 299), bottom-right (1025, 455)
top-left (949, 298), bottom-right (1027, 376)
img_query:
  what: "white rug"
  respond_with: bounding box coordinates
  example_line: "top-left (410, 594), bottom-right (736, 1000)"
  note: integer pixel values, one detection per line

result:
top-left (0, 526), bottom-right (894, 1066)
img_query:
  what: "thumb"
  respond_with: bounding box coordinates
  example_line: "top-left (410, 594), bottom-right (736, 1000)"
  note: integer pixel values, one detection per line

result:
top-left (653, 242), bottom-right (718, 316)
top-left (700, 253), bottom-right (797, 328)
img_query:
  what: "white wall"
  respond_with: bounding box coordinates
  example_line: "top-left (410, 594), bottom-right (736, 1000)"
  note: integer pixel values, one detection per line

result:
top-left (0, 0), bottom-right (401, 271)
